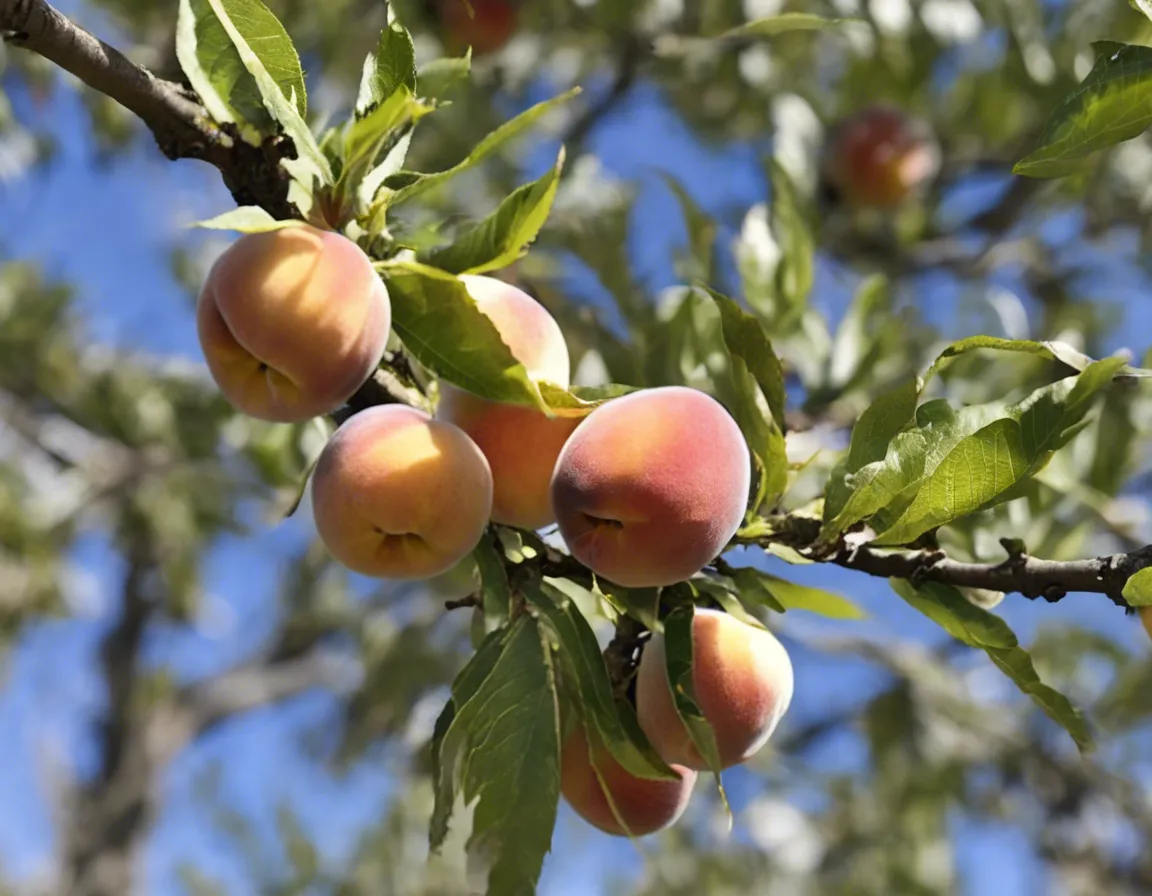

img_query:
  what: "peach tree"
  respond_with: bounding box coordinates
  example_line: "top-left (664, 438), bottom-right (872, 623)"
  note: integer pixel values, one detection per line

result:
top-left (3, 0), bottom-right (1152, 893)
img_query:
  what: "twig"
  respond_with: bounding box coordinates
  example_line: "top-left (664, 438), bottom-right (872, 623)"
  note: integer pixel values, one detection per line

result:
top-left (739, 515), bottom-right (1150, 607)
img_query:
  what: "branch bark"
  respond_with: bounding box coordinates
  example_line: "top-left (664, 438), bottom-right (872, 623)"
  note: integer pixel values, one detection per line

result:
top-left (0, 0), bottom-right (299, 218)
top-left (741, 516), bottom-right (1150, 607)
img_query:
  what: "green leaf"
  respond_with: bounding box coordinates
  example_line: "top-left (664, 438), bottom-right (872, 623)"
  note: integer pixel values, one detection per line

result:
top-left (704, 288), bottom-right (788, 511)
top-left (381, 261), bottom-right (547, 410)
top-left (845, 378), bottom-right (919, 472)
top-left (430, 627), bottom-right (506, 849)
top-left (430, 615), bottom-right (560, 893)
top-left (769, 160), bottom-right (813, 322)
top-left (689, 577), bottom-right (767, 630)
top-left (192, 0), bottom-right (331, 198)
top-left (384, 88), bottom-right (581, 207)
top-left (191, 207), bottom-right (309, 233)
top-left (176, 0), bottom-right (306, 142)
top-left (890, 579), bottom-right (1017, 649)
top-left (524, 581), bottom-right (677, 781)
top-left (718, 13), bottom-right (852, 39)
top-left (822, 358), bottom-right (1124, 545)
top-left (708, 290), bottom-right (786, 431)
top-left (891, 580), bottom-right (1093, 752)
top-left (418, 50), bottom-right (473, 99)
top-left (730, 567), bottom-right (864, 618)
top-left (539, 382), bottom-right (638, 419)
top-left (356, 21), bottom-right (417, 117)
top-left (424, 148), bottom-right (565, 275)
top-left (1122, 567), bottom-right (1152, 607)
top-left (872, 358), bottom-right (1124, 545)
top-left (924, 335), bottom-right (1099, 383)
top-left (1016, 42), bottom-right (1152, 177)
top-left (595, 582), bottom-right (661, 631)
top-left (660, 174), bottom-right (717, 282)
top-left (473, 532), bottom-right (511, 632)
top-left (728, 566), bottom-right (785, 613)
top-left (345, 87), bottom-right (429, 170)
top-left (662, 606), bottom-right (727, 789)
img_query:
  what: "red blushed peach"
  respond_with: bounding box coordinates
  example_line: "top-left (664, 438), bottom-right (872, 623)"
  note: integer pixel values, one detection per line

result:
top-left (560, 724), bottom-right (696, 837)
top-left (438, 0), bottom-right (518, 56)
top-left (311, 406), bottom-right (493, 579)
top-left (823, 105), bottom-right (940, 208)
top-left (550, 387), bottom-right (751, 587)
top-left (197, 225), bottom-right (390, 423)
top-left (436, 275), bottom-right (576, 530)
top-left (636, 608), bottom-right (793, 770)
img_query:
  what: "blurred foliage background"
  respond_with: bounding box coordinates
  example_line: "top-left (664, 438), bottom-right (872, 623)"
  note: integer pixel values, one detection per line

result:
top-left (3, 0), bottom-right (1152, 894)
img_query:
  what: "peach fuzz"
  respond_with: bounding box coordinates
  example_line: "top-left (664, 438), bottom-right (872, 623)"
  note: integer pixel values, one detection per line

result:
top-left (311, 406), bottom-right (493, 580)
top-left (549, 386), bottom-right (751, 587)
top-left (560, 723), bottom-right (696, 837)
top-left (436, 275), bottom-right (577, 530)
top-left (197, 225), bottom-right (390, 423)
top-left (636, 608), bottom-right (794, 771)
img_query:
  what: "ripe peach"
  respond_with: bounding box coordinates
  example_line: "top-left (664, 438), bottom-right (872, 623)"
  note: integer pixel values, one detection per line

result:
top-left (438, 0), bottom-right (517, 56)
top-left (550, 387), bottom-right (751, 587)
top-left (822, 105), bottom-right (940, 208)
top-left (560, 723), bottom-right (696, 837)
top-left (197, 225), bottom-right (390, 423)
top-left (310, 405), bottom-right (493, 579)
top-left (636, 608), bottom-right (793, 770)
top-left (436, 275), bottom-right (578, 530)
top-left (1141, 606), bottom-right (1152, 643)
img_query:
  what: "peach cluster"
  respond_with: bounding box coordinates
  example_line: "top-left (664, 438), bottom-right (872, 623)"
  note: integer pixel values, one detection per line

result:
top-left (196, 228), bottom-right (791, 838)
top-left (561, 609), bottom-right (793, 837)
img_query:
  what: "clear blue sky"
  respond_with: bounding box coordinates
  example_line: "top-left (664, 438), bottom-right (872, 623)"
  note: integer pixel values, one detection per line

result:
top-left (0, 6), bottom-right (1150, 894)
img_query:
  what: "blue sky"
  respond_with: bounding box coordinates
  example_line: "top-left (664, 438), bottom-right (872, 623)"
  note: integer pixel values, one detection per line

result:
top-left (1, 7), bottom-right (1151, 894)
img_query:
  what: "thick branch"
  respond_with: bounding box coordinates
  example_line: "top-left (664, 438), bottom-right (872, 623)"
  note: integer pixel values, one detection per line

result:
top-left (742, 517), bottom-right (1151, 606)
top-left (176, 650), bottom-right (341, 740)
top-left (0, 0), bottom-right (295, 216)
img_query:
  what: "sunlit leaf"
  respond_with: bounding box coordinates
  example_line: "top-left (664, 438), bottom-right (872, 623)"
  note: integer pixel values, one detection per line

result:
top-left (425, 148), bottom-right (565, 275)
top-left (1016, 42), bottom-right (1152, 177)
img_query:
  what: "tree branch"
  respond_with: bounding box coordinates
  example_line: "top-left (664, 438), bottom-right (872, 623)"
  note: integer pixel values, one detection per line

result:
top-left (175, 650), bottom-right (342, 740)
top-left (741, 516), bottom-right (1150, 607)
top-left (0, 0), bottom-right (296, 217)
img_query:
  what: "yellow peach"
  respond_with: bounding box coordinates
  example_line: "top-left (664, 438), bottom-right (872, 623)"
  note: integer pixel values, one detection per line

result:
top-left (560, 723), bottom-right (696, 837)
top-left (311, 405), bottom-right (492, 579)
top-left (636, 608), bottom-right (793, 770)
top-left (437, 275), bottom-right (577, 530)
top-left (550, 387), bottom-right (751, 587)
top-left (197, 225), bottom-right (390, 422)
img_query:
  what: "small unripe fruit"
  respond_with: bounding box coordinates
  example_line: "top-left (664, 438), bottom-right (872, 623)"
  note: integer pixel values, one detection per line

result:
top-left (560, 724), bottom-right (696, 837)
top-left (311, 406), bottom-right (493, 579)
top-left (436, 275), bottom-right (578, 530)
top-left (197, 225), bottom-right (390, 422)
top-left (823, 105), bottom-right (939, 208)
top-left (550, 387), bottom-right (751, 587)
top-left (636, 608), bottom-right (793, 770)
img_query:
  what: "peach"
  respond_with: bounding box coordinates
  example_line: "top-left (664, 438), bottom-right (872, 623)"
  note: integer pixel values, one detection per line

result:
top-left (550, 387), bottom-right (751, 587)
top-left (310, 405), bottom-right (493, 579)
top-left (197, 225), bottom-right (390, 423)
top-left (1141, 606), bottom-right (1152, 643)
top-left (560, 723), bottom-right (696, 837)
top-left (822, 105), bottom-right (940, 208)
top-left (636, 608), bottom-right (793, 770)
top-left (438, 0), bottom-right (517, 56)
top-left (436, 275), bottom-right (578, 530)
